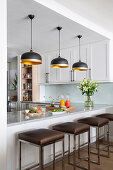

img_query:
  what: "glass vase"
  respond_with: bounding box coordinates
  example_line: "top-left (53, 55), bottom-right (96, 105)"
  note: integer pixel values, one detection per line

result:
top-left (84, 95), bottom-right (94, 107)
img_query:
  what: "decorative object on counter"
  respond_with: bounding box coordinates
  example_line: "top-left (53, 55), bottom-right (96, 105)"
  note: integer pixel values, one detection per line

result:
top-left (77, 79), bottom-right (100, 107)
top-left (45, 73), bottom-right (50, 83)
top-left (46, 105), bottom-right (75, 112)
top-left (60, 94), bottom-right (65, 107)
top-left (12, 73), bottom-right (17, 90)
top-left (21, 14), bottom-right (42, 65)
top-left (24, 106), bottom-right (45, 117)
top-left (49, 96), bottom-right (55, 107)
top-left (49, 96), bottom-right (60, 107)
top-left (72, 35), bottom-right (88, 71)
top-left (65, 94), bottom-right (70, 108)
top-left (51, 27), bottom-right (68, 68)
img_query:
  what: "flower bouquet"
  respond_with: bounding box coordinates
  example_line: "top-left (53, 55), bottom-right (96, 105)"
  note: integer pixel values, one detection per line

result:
top-left (77, 79), bottom-right (100, 107)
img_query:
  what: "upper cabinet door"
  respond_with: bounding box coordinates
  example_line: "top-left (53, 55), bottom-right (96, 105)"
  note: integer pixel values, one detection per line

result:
top-left (37, 55), bottom-right (46, 83)
top-left (57, 49), bottom-right (72, 82)
top-left (49, 52), bottom-right (58, 83)
top-left (91, 41), bottom-right (108, 81)
top-left (75, 45), bottom-right (88, 81)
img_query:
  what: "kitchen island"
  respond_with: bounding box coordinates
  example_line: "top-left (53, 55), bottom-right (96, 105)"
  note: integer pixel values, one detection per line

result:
top-left (7, 103), bottom-right (113, 170)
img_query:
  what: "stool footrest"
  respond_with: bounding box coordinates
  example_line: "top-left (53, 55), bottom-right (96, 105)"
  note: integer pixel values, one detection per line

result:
top-left (26, 163), bottom-right (39, 170)
top-left (90, 151), bottom-right (109, 158)
top-left (69, 162), bottom-right (88, 170)
top-left (85, 159), bottom-right (100, 165)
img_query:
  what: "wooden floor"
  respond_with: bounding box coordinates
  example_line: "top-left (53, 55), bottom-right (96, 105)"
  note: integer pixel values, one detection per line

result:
top-left (40, 146), bottom-right (113, 170)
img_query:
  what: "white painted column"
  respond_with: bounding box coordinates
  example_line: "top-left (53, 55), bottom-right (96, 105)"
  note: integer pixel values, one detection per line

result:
top-left (0, 0), bottom-right (7, 170)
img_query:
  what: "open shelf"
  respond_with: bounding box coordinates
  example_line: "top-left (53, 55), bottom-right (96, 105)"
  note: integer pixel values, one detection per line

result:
top-left (22, 78), bottom-right (32, 80)
top-left (21, 64), bottom-right (40, 102)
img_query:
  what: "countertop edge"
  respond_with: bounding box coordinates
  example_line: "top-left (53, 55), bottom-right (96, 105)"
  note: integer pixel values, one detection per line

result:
top-left (7, 105), bottom-right (113, 127)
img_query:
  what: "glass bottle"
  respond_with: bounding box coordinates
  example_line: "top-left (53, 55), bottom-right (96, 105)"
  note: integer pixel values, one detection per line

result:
top-left (65, 94), bottom-right (70, 108)
top-left (60, 95), bottom-right (65, 107)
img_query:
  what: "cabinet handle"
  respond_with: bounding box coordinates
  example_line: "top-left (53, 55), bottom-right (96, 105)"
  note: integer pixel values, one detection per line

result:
top-left (73, 70), bottom-right (74, 81)
top-left (71, 70), bottom-right (74, 82)
top-left (71, 70), bottom-right (73, 82)
top-left (89, 69), bottom-right (91, 79)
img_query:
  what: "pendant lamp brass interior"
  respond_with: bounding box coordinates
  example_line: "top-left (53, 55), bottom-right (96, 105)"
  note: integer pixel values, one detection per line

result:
top-left (21, 14), bottom-right (42, 65)
top-left (72, 35), bottom-right (88, 71)
top-left (51, 27), bottom-right (68, 68)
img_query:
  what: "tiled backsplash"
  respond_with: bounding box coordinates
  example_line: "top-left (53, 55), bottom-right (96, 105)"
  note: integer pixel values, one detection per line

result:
top-left (43, 83), bottom-right (113, 105)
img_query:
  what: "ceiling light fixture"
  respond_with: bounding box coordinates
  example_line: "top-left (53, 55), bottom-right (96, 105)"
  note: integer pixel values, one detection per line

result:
top-left (51, 27), bottom-right (68, 68)
top-left (21, 14), bottom-right (42, 65)
top-left (72, 35), bottom-right (88, 71)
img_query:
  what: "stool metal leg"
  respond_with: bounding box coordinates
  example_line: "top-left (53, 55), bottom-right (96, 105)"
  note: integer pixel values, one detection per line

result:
top-left (97, 127), bottom-right (100, 165)
top-left (40, 146), bottom-right (44, 170)
top-left (68, 135), bottom-right (70, 164)
top-left (107, 124), bottom-right (110, 158)
top-left (88, 130), bottom-right (90, 170)
top-left (78, 135), bottom-right (80, 159)
top-left (62, 139), bottom-right (65, 170)
top-left (19, 141), bottom-right (21, 170)
top-left (73, 135), bottom-right (76, 170)
top-left (53, 143), bottom-right (55, 170)
top-left (96, 127), bottom-right (98, 149)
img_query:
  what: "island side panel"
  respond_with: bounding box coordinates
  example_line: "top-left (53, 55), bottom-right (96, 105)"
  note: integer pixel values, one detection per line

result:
top-left (7, 107), bottom-right (113, 170)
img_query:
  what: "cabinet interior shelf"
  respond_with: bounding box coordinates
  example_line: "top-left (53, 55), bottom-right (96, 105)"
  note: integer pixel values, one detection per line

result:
top-left (22, 78), bottom-right (32, 80)
top-left (22, 66), bottom-right (32, 69)
top-left (22, 89), bottom-right (32, 91)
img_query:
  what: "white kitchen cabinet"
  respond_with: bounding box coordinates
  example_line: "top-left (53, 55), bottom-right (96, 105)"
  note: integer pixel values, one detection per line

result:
top-left (39, 40), bottom-right (110, 84)
top-left (74, 45), bottom-right (88, 81)
top-left (90, 40), bottom-right (108, 81)
top-left (37, 55), bottom-right (46, 83)
top-left (57, 49), bottom-right (72, 82)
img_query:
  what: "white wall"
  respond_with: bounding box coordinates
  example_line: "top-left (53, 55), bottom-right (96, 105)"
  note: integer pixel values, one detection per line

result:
top-left (0, 0), bottom-right (7, 169)
top-left (34, 0), bottom-right (113, 39)
top-left (54, 0), bottom-right (113, 35)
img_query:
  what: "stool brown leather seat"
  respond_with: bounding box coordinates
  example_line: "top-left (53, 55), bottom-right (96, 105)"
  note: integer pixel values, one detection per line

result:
top-left (96, 113), bottom-right (113, 121)
top-left (18, 129), bottom-right (64, 146)
top-left (18, 129), bottom-right (64, 170)
top-left (53, 122), bottom-right (90, 135)
top-left (78, 117), bottom-right (109, 127)
top-left (53, 122), bottom-right (90, 170)
top-left (78, 117), bottom-right (109, 165)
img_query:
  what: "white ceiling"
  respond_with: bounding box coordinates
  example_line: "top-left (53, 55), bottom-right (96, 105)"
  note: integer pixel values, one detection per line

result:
top-left (8, 0), bottom-right (107, 59)
top-left (55, 0), bottom-right (113, 35)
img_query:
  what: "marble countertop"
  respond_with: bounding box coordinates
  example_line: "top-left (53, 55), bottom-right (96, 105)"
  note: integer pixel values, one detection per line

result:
top-left (7, 103), bottom-right (113, 126)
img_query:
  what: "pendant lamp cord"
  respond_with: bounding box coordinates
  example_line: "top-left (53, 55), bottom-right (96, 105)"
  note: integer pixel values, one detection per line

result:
top-left (30, 18), bottom-right (33, 51)
top-left (59, 29), bottom-right (60, 57)
top-left (79, 37), bottom-right (81, 62)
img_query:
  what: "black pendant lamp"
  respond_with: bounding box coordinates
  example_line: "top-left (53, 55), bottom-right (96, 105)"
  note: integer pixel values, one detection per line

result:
top-left (21, 14), bottom-right (42, 65)
top-left (72, 35), bottom-right (88, 71)
top-left (51, 27), bottom-right (68, 68)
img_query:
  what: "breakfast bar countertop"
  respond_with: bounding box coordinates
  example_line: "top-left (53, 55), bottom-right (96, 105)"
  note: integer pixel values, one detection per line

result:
top-left (7, 103), bottom-right (113, 126)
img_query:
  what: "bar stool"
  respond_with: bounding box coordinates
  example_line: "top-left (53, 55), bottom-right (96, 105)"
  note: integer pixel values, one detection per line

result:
top-left (96, 113), bottom-right (113, 152)
top-left (52, 122), bottom-right (90, 170)
top-left (78, 117), bottom-right (109, 165)
top-left (18, 129), bottom-right (64, 170)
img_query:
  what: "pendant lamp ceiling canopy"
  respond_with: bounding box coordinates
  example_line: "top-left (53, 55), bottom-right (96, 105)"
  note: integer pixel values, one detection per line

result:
top-left (72, 35), bottom-right (88, 71)
top-left (21, 14), bottom-right (42, 65)
top-left (51, 27), bottom-right (68, 68)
